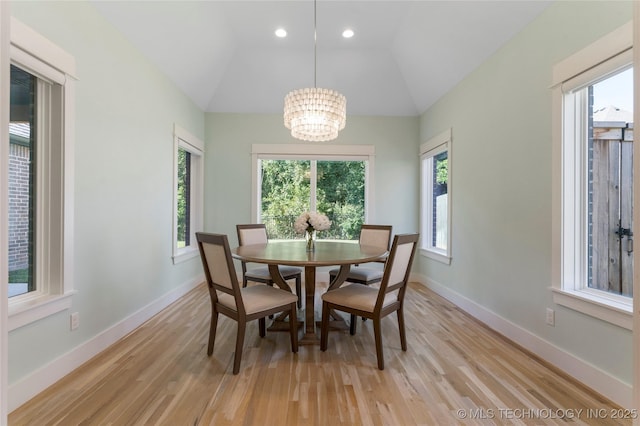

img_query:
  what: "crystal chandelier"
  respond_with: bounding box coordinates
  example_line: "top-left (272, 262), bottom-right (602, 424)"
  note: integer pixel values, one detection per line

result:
top-left (284, 0), bottom-right (346, 142)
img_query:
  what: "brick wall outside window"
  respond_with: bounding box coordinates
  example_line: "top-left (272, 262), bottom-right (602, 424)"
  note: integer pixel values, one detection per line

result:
top-left (9, 142), bottom-right (31, 272)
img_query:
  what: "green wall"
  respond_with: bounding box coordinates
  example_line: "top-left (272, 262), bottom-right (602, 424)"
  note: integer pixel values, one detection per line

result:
top-left (417, 0), bottom-right (633, 386)
top-left (9, 1), bottom-right (205, 383)
top-left (203, 113), bottom-right (420, 241)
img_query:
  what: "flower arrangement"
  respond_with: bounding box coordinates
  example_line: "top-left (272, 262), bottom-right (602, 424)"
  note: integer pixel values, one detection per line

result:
top-left (294, 211), bottom-right (331, 251)
top-left (294, 211), bottom-right (331, 234)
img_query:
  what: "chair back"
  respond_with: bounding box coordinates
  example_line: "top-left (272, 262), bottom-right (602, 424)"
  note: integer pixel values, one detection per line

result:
top-left (236, 223), bottom-right (269, 246)
top-left (359, 225), bottom-right (392, 262)
top-left (196, 232), bottom-right (244, 314)
top-left (236, 224), bottom-right (269, 274)
top-left (376, 233), bottom-right (419, 310)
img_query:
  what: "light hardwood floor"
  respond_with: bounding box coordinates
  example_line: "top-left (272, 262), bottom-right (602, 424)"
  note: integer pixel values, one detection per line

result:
top-left (9, 282), bottom-right (631, 425)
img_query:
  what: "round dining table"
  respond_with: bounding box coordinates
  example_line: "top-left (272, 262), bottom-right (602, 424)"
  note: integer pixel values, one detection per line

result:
top-left (232, 240), bottom-right (387, 344)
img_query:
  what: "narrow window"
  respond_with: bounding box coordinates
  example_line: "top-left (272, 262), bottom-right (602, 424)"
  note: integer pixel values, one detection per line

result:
top-left (431, 151), bottom-right (448, 250)
top-left (8, 65), bottom-right (36, 297)
top-left (177, 148), bottom-right (191, 248)
top-left (420, 129), bottom-right (452, 264)
top-left (551, 22), bottom-right (633, 328)
top-left (172, 125), bottom-right (203, 264)
top-left (7, 17), bottom-right (77, 331)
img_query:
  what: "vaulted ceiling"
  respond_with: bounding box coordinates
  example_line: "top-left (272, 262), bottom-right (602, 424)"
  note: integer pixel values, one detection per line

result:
top-left (91, 1), bottom-right (551, 116)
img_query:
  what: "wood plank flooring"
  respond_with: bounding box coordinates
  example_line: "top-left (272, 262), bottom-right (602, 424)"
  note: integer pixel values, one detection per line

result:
top-left (9, 282), bottom-right (631, 425)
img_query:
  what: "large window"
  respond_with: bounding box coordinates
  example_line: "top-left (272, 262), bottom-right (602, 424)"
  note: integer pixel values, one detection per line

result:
top-left (260, 159), bottom-right (365, 239)
top-left (172, 125), bottom-right (203, 264)
top-left (420, 129), bottom-right (452, 264)
top-left (8, 18), bottom-right (76, 331)
top-left (552, 22), bottom-right (633, 329)
top-left (251, 144), bottom-right (375, 240)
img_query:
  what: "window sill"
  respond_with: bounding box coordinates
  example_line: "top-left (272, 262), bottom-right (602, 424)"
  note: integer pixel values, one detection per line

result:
top-left (419, 248), bottom-right (451, 265)
top-left (172, 246), bottom-right (199, 265)
top-left (9, 290), bottom-right (76, 331)
top-left (551, 288), bottom-right (632, 330)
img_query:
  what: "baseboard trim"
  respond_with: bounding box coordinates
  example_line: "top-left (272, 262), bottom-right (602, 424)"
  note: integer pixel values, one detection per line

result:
top-left (412, 273), bottom-right (632, 409)
top-left (8, 275), bottom-right (204, 412)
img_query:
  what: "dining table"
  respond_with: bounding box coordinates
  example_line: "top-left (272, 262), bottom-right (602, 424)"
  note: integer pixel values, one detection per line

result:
top-left (232, 240), bottom-right (388, 345)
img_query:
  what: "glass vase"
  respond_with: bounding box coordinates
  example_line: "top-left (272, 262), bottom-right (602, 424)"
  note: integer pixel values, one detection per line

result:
top-left (306, 229), bottom-right (316, 252)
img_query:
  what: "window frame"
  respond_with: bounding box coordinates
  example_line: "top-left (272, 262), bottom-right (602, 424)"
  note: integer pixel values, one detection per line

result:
top-left (251, 144), bottom-right (375, 227)
top-left (8, 17), bottom-right (77, 331)
top-left (419, 128), bottom-right (452, 265)
top-left (551, 21), bottom-right (633, 330)
top-left (172, 124), bottom-right (204, 264)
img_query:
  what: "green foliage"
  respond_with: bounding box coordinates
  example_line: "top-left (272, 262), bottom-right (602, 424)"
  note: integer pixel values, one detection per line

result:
top-left (328, 202), bottom-right (364, 239)
top-left (177, 148), bottom-right (188, 245)
top-left (261, 160), bottom-right (311, 214)
top-left (436, 156), bottom-right (447, 185)
top-left (261, 160), bottom-right (365, 240)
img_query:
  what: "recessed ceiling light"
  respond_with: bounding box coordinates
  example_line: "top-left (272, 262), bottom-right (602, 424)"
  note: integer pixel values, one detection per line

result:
top-left (275, 28), bottom-right (287, 38)
top-left (342, 29), bottom-right (354, 39)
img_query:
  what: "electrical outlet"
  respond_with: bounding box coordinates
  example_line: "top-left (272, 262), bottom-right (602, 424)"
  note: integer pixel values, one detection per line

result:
top-left (545, 308), bottom-right (555, 326)
top-left (70, 312), bottom-right (79, 330)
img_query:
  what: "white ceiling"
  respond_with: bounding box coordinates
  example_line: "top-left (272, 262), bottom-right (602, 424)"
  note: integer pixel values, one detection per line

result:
top-left (90, 0), bottom-right (552, 116)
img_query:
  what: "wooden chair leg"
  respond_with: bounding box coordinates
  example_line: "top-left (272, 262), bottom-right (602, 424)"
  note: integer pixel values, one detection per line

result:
top-left (259, 317), bottom-right (266, 337)
top-left (397, 307), bottom-right (407, 351)
top-left (267, 281), bottom-right (275, 319)
top-left (373, 318), bottom-right (384, 370)
top-left (320, 302), bottom-right (330, 351)
top-left (350, 313), bottom-right (357, 335)
top-left (289, 303), bottom-right (298, 353)
top-left (233, 320), bottom-right (246, 375)
top-left (207, 311), bottom-right (219, 356)
top-left (295, 276), bottom-right (302, 308)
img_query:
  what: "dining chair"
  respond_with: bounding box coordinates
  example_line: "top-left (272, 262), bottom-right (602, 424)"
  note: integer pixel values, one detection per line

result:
top-left (327, 224), bottom-right (392, 287)
top-left (236, 224), bottom-right (302, 308)
top-left (328, 224), bottom-right (392, 326)
top-left (196, 232), bottom-right (298, 375)
top-left (320, 233), bottom-right (419, 370)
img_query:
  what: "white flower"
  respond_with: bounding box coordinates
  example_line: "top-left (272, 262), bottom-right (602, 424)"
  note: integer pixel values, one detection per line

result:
top-left (294, 212), bottom-right (311, 234)
top-left (294, 211), bottom-right (331, 234)
top-left (308, 212), bottom-right (331, 231)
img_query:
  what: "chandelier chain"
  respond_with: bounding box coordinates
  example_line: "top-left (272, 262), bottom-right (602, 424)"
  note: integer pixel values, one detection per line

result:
top-left (283, 0), bottom-right (346, 142)
top-left (314, 0), bottom-right (317, 88)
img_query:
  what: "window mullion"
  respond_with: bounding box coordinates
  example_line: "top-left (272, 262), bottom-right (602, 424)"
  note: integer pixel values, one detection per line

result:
top-left (35, 79), bottom-right (51, 295)
top-left (577, 89), bottom-right (590, 292)
top-left (423, 157), bottom-right (434, 247)
top-left (310, 160), bottom-right (317, 212)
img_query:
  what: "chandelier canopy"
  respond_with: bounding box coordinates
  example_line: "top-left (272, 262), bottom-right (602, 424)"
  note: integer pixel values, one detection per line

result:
top-left (283, 0), bottom-right (347, 142)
